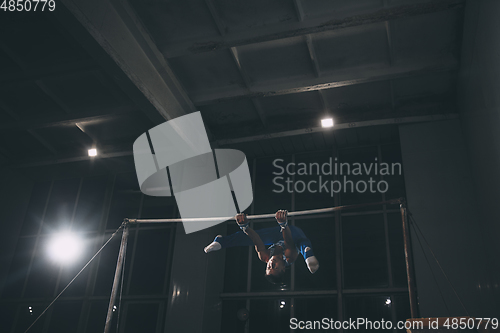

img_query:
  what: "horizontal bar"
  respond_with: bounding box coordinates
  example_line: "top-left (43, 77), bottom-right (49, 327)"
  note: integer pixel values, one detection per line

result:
top-left (129, 198), bottom-right (403, 224)
top-left (340, 209), bottom-right (400, 216)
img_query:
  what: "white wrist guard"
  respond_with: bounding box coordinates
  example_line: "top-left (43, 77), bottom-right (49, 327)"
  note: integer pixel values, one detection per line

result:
top-left (239, 222), bottom-right (250, 232)
top-left (278, 221), bottom-right (288, 231)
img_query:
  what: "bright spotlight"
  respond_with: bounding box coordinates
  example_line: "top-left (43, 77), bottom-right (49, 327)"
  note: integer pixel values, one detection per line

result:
top-left (47, 231), bottom-right (83, 264)
top-left (88, 148), bottom-right (97, 157)
top-left (385, 298), bottom-right (391, 305)
top-left (321, 118), bottom-right (334, 128)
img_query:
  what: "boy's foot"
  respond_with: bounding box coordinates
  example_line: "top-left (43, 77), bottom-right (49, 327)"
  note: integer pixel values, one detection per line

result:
top-left (305, 256), bottom-right (319, 274)
top-left (204, 235), bottom-right (222, 253)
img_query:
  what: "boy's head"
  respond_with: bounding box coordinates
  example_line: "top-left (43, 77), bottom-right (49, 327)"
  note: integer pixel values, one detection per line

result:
top-left (265, 255), bottom-right (286, 284)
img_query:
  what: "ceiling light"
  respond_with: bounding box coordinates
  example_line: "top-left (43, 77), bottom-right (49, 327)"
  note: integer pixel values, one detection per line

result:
top-left (321, 118), bottom-right (334, 128)
top-left (88, 148), bottom-right (97, 157)
top-left (47, 231), bottom-right (83, 264)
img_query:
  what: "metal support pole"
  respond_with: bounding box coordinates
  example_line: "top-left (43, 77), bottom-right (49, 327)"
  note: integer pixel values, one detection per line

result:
top-left (400, 202), bottom-right (418, 318)
top-left (104, 222), bottom-right (129, 333)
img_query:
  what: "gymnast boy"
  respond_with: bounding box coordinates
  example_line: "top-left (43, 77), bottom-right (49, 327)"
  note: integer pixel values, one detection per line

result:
top-left (204, 210), bottom-right (319, 284)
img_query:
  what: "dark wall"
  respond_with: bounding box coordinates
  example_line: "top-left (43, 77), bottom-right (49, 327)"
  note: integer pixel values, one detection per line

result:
top-left (0, 168), bottom-right (33, 296)
top-left (458, 0), bottom-right (500, 309)
top-left (399, 119), bottom-right (497, 317)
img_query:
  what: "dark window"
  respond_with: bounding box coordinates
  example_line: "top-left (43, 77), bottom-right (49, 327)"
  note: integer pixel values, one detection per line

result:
top-left (122, 302), bottom-right (159, 333)
top-left (93, 233), bottom-right (121, 296)
top-left (127, 228), bottom-right (171, 295)
top-left (294, 151), bottom-right (335, 211)
top-left (393, 294), bottom-right (412, 326)
top-left (23, 236), bottom-right (60, 298)
top-left (107, 173), bottom-right (141, 230)
top-left (140, 195), bottom-right (176, 219)
top-left (107, 191), bottom-right (141, 230)
top-left (84, 301), bottom-right (108, 333)
top-left (0, 304), bottom-right (17, 332)
top-left (20, 181), bottom-right (51, 236)
top-left (344, 295), bottom-right (393, 333)
top-left (46, 301), bottom-right (82, 333)
top-left (254, 157), bottom-right (292, 214)
top-left (248, 299), bottom-right (291, 333)
top-left (339, 146), bottom-right (383, 211)
top-left (2, 237), bottom-right (36, 298)
top-left (223, 223), bottom-right (249, 293)
top-left (380, 143), bottom-right (406, 200)
top-left (294, 297), bottom-right (338, 324)
top-left (221, 299), bottom-right (247, 333)
top-left (73, 175), bottom-right (109, 232)
top-left (342, 214), bottom-right (388, 288)
top-left (42, 178), bottom-right (81, 233)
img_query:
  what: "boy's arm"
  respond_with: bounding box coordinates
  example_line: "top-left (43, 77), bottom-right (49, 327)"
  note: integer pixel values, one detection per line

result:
top-left (275, 210), bottom-right (299, 263)
top-left (236, 213), bottom-right (270, 262)
top-left (282, 226), bottom-right (299, 263)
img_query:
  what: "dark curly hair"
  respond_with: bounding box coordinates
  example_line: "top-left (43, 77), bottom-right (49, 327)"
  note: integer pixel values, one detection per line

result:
top-left (265, 269), bottom-right (286, 285)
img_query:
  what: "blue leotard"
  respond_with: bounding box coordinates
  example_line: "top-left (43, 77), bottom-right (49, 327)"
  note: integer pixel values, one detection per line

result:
top-left (214, 225), bottom-right (315, 266)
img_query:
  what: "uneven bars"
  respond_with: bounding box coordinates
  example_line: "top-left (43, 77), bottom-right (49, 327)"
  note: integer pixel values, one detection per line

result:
top-left (128, 198), bottom-right (404, 224)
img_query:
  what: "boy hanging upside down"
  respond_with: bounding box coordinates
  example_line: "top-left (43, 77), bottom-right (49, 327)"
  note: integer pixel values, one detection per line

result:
top-left (204, 210), bottom-right (320, 284)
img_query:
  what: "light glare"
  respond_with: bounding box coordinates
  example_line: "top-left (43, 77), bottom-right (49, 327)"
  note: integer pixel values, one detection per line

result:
top-left (88, 148), bottom-right (97, 157)
top-left (321, 118), bottom-right (334, 128)
top-left (47, 232), bottom-right (83, 264)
